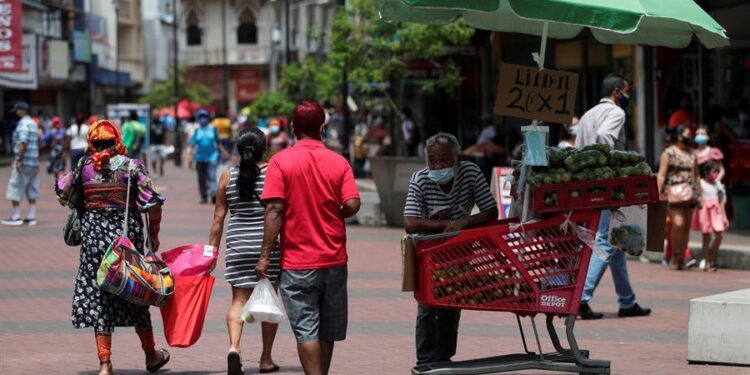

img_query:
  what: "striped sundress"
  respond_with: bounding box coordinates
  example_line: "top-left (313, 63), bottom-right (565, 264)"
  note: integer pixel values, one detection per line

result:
top-left (224, 165), bottom-right (280, 287)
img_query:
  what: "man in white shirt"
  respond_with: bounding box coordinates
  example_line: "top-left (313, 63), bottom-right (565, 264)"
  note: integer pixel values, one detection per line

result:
top-left (576, 74), bottom-right (651, 320)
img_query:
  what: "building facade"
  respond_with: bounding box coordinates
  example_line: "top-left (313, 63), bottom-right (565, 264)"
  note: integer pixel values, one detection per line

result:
top-left (178, 0), bottom-right (337, 114)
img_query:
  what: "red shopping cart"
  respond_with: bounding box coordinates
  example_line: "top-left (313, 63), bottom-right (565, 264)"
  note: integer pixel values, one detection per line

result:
top-left (410, 210), bottom-right (610, 375)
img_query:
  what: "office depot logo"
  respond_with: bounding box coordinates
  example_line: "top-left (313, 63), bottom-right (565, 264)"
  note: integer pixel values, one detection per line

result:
top-left (539, 291), bottom-right (572, 311)
top-left (541, 294), bottom-right (567, 308)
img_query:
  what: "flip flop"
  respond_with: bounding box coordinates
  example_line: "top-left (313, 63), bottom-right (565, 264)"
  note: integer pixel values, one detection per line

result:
top-left (228, 351), bottom-right (244, 375)
top-left (259, 364), bottom-right (281, 373)
top-left (146, 348), bottom-right (170, 373)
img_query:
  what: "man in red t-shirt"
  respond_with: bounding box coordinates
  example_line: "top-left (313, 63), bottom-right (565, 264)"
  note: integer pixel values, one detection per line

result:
top-left (256, 100), bottom-right (360, 375)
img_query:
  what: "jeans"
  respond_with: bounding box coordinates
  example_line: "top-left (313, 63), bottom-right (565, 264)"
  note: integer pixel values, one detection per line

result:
top-left (415, 304), bottom-right (461, 365)
top-left (195, 160), bottom-right (217, 200)
top-left (581, 209), bottom-right (637, 309)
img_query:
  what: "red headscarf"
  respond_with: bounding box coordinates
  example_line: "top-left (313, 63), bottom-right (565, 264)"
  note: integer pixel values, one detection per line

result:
top-left (87, 120), bottom-right (127, 171)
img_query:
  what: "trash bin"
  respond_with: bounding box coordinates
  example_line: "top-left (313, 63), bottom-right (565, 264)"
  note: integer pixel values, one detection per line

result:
top-left (368, 156), bottom-right (424, 228)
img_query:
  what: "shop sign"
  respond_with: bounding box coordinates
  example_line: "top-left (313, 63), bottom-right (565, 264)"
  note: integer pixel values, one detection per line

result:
top-left (0, 34), bottom-right (37, 89)
top-left (73, 31), bottom-right (91, 63)
top-left (0, 0), bottom-right (23, 72)
top-left (494, 63), bottom-right (578, 124)
top-left (235, 68), bottom-right (262, 102)
top-left (39, 39), bottom-right (70, 80)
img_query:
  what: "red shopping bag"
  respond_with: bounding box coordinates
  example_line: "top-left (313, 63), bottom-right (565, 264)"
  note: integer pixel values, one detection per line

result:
top-left (160, 275), bottom-right (215, 348)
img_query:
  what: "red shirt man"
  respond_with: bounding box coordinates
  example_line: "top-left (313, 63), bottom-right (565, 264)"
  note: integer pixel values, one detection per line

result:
top-left (256, 100), bottom-right (360, 375)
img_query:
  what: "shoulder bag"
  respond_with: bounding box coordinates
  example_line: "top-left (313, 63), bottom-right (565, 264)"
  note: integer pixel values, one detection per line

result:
top-left (96, 160), bottom-right (174, 307)
top-left (63, 157), bottom-right (87, 246)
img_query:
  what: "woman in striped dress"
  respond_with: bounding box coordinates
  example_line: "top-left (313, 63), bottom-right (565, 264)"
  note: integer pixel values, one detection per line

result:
top-left (209, 128), bottom-right (281, 374)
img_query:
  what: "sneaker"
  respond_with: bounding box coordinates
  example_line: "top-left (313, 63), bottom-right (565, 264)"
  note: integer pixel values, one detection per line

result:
top-left (23, 218), bottom-right (37, 226)
top-left (661, 258), bottom-right (670, 268)
top-left (1, 217), bottom-right (23, 226)
top-left (685, 258), bottom-right (698, 269)
top-left (699, 259), bottom-right (707, 270)
top-left (618, 303), bottom-right (652, 318)
top-left (579, 303), bottom-right (604, 320)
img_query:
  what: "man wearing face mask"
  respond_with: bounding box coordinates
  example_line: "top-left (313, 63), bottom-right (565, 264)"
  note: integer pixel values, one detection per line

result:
top-left (575, 74), bottom-right (651, 320)
top-left (403, 132), bottom-right (498, 365)
top-left (189, 109), bottom-right (225, 204)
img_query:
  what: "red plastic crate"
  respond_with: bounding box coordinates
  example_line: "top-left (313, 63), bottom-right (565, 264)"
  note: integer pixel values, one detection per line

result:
top-left (414, 211), bottom-right (599, 316)
top-left (532, 175), bottom-right (658, 213)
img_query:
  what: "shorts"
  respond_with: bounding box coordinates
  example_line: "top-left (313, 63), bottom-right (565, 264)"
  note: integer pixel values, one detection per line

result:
top-left (149, 145), bottom-right (170, 161)
top-left (6, 165), bottom-right (40, 202)
top-left (279, 265), bottom-right (348, 343)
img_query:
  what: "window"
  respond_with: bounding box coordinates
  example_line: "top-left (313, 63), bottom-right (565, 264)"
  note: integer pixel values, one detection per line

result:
top-left (186, 11), bottom-right (201, 46)
top-left (236, 8), bottom-right (257, 45)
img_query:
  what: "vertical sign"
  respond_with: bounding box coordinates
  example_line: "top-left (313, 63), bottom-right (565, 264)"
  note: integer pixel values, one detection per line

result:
top-left (0, 0), bottom-right (22, 72)
top-left (492, 167), bottom-right (514, 219)
top-left (235, 68), bottom-right (262, 102)
top-left (494, 63), bottom-right (579, 124)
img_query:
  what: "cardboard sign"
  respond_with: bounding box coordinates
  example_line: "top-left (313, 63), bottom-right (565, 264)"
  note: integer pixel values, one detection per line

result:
top-left (494, 63), bottom-right (579, 124)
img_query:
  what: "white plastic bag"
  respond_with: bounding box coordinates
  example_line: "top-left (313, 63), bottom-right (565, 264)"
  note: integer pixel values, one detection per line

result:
top-left (240, 278), bottom-right (286, 324)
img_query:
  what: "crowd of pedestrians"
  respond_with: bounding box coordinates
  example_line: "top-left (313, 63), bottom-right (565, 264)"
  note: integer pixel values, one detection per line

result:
top-left (0, 75), bottom-right (739, 374)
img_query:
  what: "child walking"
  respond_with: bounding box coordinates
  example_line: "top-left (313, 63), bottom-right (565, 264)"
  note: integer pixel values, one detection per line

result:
top-left (691, 160), bottom-right (728, 272)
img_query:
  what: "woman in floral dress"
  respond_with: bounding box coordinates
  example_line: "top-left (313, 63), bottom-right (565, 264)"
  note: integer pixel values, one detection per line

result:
top-left (56, 120), bottom-right (169, 375)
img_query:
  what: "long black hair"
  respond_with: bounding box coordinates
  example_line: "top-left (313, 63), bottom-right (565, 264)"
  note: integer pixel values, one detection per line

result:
top-left (236, 128), bottom-right (267, 202)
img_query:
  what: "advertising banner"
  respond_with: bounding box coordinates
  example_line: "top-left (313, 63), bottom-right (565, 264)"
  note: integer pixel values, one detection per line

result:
top-left (0, 0), bottom-right (23, 72)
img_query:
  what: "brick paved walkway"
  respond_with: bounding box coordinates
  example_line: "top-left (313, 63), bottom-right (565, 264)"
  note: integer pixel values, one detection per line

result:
top-left (2, 162), bottom-right (750, 375)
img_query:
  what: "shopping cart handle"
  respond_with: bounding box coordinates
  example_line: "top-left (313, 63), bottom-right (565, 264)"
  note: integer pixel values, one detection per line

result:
top-left (411, 231), bottom-right (461, 244)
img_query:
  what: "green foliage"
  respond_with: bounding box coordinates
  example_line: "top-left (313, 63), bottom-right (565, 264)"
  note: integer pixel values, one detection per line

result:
top-left (139, 67), bottom-right (211, 108)
top-left (279, 0), bottom-right (474, 104)
top-left (247, 91), bottom-right (296, 119)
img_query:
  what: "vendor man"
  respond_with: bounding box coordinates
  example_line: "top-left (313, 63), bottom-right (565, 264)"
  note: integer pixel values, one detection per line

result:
top-left (404, 132), bottom-right (498, 365)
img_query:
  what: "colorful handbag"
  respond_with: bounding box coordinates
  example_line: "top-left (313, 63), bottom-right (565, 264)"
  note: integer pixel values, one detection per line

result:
top-left (96, 160), bottom-right (174, 307)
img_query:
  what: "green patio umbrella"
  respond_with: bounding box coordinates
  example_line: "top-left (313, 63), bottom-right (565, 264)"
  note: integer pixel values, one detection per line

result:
top-left (378, 0), bottom-right (730, 49)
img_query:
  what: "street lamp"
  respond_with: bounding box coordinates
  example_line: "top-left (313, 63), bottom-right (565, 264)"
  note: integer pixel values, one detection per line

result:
top-left (172, 0), bottom-right (182, 166)
top-left (112, 0), bottom-right (121, 104)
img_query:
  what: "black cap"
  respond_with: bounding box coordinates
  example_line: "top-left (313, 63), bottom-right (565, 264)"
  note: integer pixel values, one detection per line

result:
top-left (11, 101), bottom-right (30, 112)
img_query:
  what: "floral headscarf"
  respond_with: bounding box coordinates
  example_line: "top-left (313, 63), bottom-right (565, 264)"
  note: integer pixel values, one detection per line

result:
top-left (87, 120), bottom-right (127, 171)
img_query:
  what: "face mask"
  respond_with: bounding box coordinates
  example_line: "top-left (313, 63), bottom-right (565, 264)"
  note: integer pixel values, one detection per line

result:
top-left (198, 118), bottom-right (209, 127)
top-left (619, 92), bottom-right (630, 109)
top-left (270, 125), bottom-right (280, 134)
top-left (427, 167), bottom-right (455, 185)
top-left (570, 125), bottom-right (579, 136)
top-left (680, 136), bottom-right (692, 145)
top-left (694, 134), bottom-right (709, 145)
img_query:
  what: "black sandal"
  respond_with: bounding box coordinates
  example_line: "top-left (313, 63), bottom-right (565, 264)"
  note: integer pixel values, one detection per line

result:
top-left (228, 351), bottom-right (244, 375)
top-left (259, 364), bottom-right (280, 373)
top-left (146, 348), bottom-right (170, 373)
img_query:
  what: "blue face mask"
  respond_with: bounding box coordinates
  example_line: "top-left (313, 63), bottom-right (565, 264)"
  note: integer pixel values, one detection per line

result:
top-left (694, 134), bottom-right (709, 145)
top-left (269, 125), bottom-right (280, 134)
top-left (428, 167), bottom-right (455, 185)
top-left (198, 117), bottom-right (210, 127)
top-left (570, 125), bottom-right (579, 135)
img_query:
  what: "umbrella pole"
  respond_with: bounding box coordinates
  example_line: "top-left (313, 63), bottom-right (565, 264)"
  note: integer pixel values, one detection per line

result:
top-left (532, 21), bottom-right (549, 70)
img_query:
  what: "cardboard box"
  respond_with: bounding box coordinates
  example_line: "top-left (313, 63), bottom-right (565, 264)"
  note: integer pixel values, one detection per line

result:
top-left (647, 200), bottom-right (668, 253)
top-left (401, 235), bottom-right (416, 292)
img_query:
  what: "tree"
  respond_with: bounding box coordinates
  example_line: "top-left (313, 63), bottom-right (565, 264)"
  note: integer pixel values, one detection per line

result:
top-left (139, 67), bottom-right (212, 108)
top-left (280, 0), bottom-right (475, 110)
top-left (247, 91), bottom-right (296, 120)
